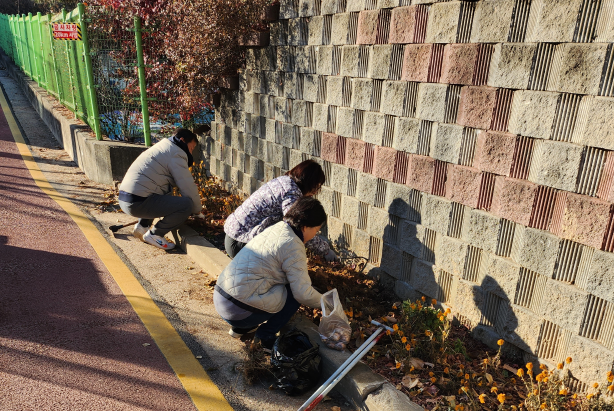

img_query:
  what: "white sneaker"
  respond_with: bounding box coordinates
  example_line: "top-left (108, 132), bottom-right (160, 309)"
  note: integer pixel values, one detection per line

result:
top-left (228, 327), bottom-right (258, 338)
top-left (143, 230), bottom-right (175, 250)
top-left (132, 223), bottom-right (148, 241)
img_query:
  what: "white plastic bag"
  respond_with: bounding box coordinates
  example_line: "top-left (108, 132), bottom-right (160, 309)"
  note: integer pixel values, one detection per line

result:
top-left (318, 289), bottom-right (352, 351)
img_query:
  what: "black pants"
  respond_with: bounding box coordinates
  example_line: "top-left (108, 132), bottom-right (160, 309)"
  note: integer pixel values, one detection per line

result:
top-left (225, 234), bottom-right (247, 259)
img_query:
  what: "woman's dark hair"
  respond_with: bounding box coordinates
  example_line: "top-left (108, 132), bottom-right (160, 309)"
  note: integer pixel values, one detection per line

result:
top-left (286, 159), bottom-right (326, 195)
top-left (175, 128), bottom-right (197, 143)
top-left (284, 197), bottom-right (327, 230)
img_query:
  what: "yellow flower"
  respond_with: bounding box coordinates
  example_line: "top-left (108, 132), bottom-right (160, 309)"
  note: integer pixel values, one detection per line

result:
top-left (566, 357), bottom-right (572, 364)
top-left (557, 363), bottom-right (563, 370)
top-left (386, 330), bottom-right (391, 336)
top-left (429, 372), bottom-right (435, 377)
top-left (510, 378), bottom-right (516, 384)
top-left (421, 296), bottom-right (426, 302)
top-left (526, 362), bottom-right (533, 370)
top-left (425, 330), bottom-right (432, 337)
top-left (587, 393), bottom-right (594, 400)
top-left (540, 404), bottom-right (546, 409)
top-left (465, 373), bottom-right (470, 380)
top-left (431, 298), bottom-right (437, 305)
top-left (410, 304), bottom-right (416, 310)
top-left (608, 385), bottom-right (614, 392)
top-left (559, 389), bottom-right (568, 395)
top-left (401, 336), bottom-right (407, 343)
top-left (608, 371), bottom-right (614, 382)
top-left (573, 394), bottom-right (577, 399)
top-left (479, 394), bottom-right (486, 403)
top-left (517, 369), bottom-right (524, 377)
top-left (459, 364), bottom-right (465, 369)
top-left (430, 377), bottom-right (437, 383)
top-left (593, 382), bottom-right (599, 389)
top-left (393, 324), bottom-right (399, 331)
top-left (392, 304), bottom-right (397, 310)
top-left (536, 374), bottom-right (544, 382)
top-left (497, 339), bottom-right (505, 346)
top-left (398, 331), bottom-right (404, 337)
top-left (497, 393), bottom-right (506, 404)
top-left (410, 366), bottom-right (415, 372)
top-left (444, 367), bottom-right (450, 374)
top-left (395, 362), bottom-right (401, 369)
top-left (405, 344), bottom-right (411, 351)
top-left (445, 308), bottom-right (451, 315)
top-left (491, 386), bottom-right (498, 393)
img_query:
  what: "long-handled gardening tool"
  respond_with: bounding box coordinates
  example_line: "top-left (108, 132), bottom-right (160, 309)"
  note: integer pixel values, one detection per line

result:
top-left (297, 320), bottom-right (395, 411)
top-left (108, 220), bottom-right (138, 233)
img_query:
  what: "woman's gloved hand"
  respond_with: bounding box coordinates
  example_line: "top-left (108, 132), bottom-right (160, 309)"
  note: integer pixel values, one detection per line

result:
top-left (324, 249), bottom-right (339, 262)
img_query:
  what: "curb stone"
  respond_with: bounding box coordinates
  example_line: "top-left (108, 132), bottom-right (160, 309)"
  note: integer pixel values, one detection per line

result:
top-left (172, 225), bottom-right (424, 411)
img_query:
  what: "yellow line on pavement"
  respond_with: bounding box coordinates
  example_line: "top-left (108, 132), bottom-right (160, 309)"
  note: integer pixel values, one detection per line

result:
top-left (0, 88), bottom-right (233, 411)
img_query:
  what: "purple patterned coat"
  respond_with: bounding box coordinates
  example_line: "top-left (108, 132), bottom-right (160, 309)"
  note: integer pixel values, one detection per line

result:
top-left (224, 176), bottom-right (331, 256)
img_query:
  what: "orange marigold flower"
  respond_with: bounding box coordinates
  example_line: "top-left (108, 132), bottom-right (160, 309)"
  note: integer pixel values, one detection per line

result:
top-left (479, 394), bottom-right (487, 404)
top-left (566, 357), bottom-right (572, 364)
top-left (593, 382), bottom-right (599, 389)
top-left (425, 330), bottom-right (432, 337)
top-left (557, 363), bottom-right (564, 370)
top-left (572, 394), bottom-right (577, 399)
top-left (510, 378), bottom-right (516, 384)
top-left (401, 336), bottom-right (407, 343)
top-left (517, 369), bottom-right (524, 377)
top-left (526, 362), bottom-right (533, 371)
top-left (395, 362), bottom-right (401, 369)
top-left (386, 330), bottom-right (391, 336)
top-left (536, 374), bottom-right (544, 383)
top-left (405, 344), bottom-right (411, 351)
top-left (410, 304), bottom-right (416, 310)
top-left (559, 389), bottom-right (568, 395)
top-left (430, 377), bottom-right (437, 383)
top-left (497, 393), bottom-right (506, 404)
top-left (608, 371), bottom-right (614, 383)
top-left (465, 373), bottom-right (470, 380)
top-left (491, 387), bottom-right (498, 393)
top-left (392, 324), bottom-right (399, 332)
top-left (431, 299), bottom-right (437, 305)
top-left (540, 404), bottom-right (546, 409)
top-left (483, 358), bottom-right (489, 365)
top-left (459, 364), bottom-right (465, 369)
top-left (540, 364), bottom-right (547, 370)
top-left (421, 296), bottom-right (426, 302)
top-left (445, 308), bottom-right (451, 315)
top-left (429, 372), bottom-right (435, 377)
top-left (608, 385), bottom-right (614, 392)
top-left (497, 339), bottom-right (505, 346)
top-left (444, 367), bottom-right (450, 374)
top-left (587, 393), bottom-right (594, 400)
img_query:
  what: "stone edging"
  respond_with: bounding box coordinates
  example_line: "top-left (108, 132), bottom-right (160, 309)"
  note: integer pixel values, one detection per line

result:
top-left (172, 226), bottom-right (424, 411)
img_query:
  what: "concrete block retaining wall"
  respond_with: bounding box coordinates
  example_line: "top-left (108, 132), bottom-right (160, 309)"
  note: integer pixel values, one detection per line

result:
top-left (202, 0), bottom-right (614, 389)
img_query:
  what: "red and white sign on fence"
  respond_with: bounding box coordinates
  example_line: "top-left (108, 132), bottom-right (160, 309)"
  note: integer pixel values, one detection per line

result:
top-left (52, 23), bottom-right (82, 41)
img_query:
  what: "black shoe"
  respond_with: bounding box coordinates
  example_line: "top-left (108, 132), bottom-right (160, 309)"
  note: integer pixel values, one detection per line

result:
top-left (254, 336), bottom-right (276, 353)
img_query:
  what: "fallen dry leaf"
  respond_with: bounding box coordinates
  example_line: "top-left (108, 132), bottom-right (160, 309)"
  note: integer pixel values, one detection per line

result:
top-left (331, 407), bottom-right (341, 411)
top-left (408, 357), bottom-right (425, 369)
top-left (402, 375), bottom-right (420, 389)
top-left (503, 364), bottom-right (518, 374)
top-left (485, 372), bottom-right (493, 384)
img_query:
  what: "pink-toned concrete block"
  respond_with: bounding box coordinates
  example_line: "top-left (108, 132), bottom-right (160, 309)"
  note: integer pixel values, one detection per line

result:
top-left (373, 146), bottom-right (397, 181)
top-left (490, 176), bottom-right (538, 226)
top-left (389, 6), bottom-right (417, 44)
top-left (345, 138), bottom-right (366, 171)
top-left (356, 10), bottom-right (379, 45)
top-left (440, 43), bottom-right (480, 85)
top-left (321, 132), bottom-right (339, 163)
top-left (559, 193), bottom-right (612, 248)
top-left (445, 164), bottom-right (482, 208)
top-left (457, 86), bottom-right (498, 130)
top-left (406, 154), bottom-right (434, 194)
top-left (473, 131), bottom-right (517, 176)
top-left (402, 44), bottom-right (437, 82)
top-left (597, 151), bottom-right (614, 202)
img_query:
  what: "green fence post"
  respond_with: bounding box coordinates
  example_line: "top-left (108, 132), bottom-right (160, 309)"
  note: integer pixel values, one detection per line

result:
top-left (35, 12), bottom-right (46, 89)
top-left (18, 16), bottom-right (26, 72)
top-left (48, 14), bottom-right (62, 102)
top-left (78, 3), bottom-right (101, 140)
top-left (26, 13), bottom-right (36, 79)
top-left (134, 16), bottom-right (151, 147)
top-left (62, 9), bottom-right (76, 111)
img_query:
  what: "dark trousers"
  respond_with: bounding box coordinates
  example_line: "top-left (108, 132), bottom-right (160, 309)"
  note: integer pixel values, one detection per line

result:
top-left (223, 285), bottom-right (300, 344)
top-left (224, 234), bottom-right (247, 258)
top-left (119, 194), bottom-right (193, 236)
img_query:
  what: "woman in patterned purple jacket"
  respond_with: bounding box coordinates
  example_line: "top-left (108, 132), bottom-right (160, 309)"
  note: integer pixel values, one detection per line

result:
top-left (224, 159), bottom-right (337, 261)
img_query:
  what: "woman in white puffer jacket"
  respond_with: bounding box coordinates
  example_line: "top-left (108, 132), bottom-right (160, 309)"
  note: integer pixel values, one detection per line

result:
top-left (214, 197), bottom-right (326, 350)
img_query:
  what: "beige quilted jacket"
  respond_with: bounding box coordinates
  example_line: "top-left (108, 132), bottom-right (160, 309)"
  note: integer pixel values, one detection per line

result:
top-left (216, 221), bottom-right (322, 313)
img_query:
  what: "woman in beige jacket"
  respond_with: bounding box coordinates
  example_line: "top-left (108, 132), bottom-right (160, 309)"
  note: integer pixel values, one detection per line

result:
top-left (214, 197), bottom-right (326, 350)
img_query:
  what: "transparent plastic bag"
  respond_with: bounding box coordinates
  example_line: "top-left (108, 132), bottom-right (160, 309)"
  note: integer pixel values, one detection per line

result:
top-left (318, 289), bottom-right (352, 351)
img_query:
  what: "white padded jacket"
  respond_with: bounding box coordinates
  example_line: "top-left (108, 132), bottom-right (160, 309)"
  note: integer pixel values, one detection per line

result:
top-left (216, 221), bottom-right (322, 313)
top-left (119, 138), bottom-right (202, 214)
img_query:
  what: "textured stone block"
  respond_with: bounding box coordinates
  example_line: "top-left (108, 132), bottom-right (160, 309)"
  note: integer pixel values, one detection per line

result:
top-left (341, 45), bottom-right (361, 78)
top-left (547, 44), bottom-right (609, 95)
top-left (525, 0), bottom-right (585, 43)
top-left (367, 205), bottom-right (390, 239)
top-left (473, 131), bottom-right (516, 176)
top-left (558, 193), bottom-right (611, 249)
top-left (318, 45), bottom-right (335, 75)
top-left (440, 43), bottom-right (480, 86)
top-left (346, 0), bottom-right (366, 12)
top-left (528, 140), bottom-right (583, 192)
top-left (373, 146), bottom-right (397, 181)
top-left (407, 155), bottom-right (434, 194)
top-left (512, 226), bottom-right (560, 277)
top-left (357, 171), bottom-right (378, 205)
top-left (395, 280), bottom-right (422, 301)
top-left (401, 44), bottom-right (439, 83)
top-left (453, 279), bottom-right (484, 325)
top-left (572, 96), bottom-right (614, 151)
top-left (332, 13), bottom-right (351, 45)
top-left (393, 117), bottom-right (420, 154)
top-left (432, 123), bottom-right (464, 164)
top-left (275, 97), bottom-right (289, 122)
top-left (435, 235), bottom-right (468, 277)
top-left (292, 100), bottom-right (309, 127)
top-left (321, 132), bottom-right (339, 163)
top-left (369, 45), bottom-right (394, 80)
top-left (416, 83), bottom-right (448, 123)
top-left (381, 81), bottom-right (408, 117)
top-left (351, 78), bottom-right (373, 111)
top-left (585, 250), bottom-right (614, 302)
top-left (336, 107), bottom-right (355, 138)
top-left (299, 128), bottom-right (318, 155)
top-left (480, 252), bottom-right (520, 301)
top-left (457, 86), bottom-right (498, 130)
top-left (566, 335), bottom-right (614, 385)
top-left (364, 382), bottom-right (425, 411)
top-left (490, 177), bottom-right (537, 226)
top-left (345, 138), bottom-right (366, 171)
top-left (312, 103), bottom-right (329, 132)
top-left (399, 221), bottom-right (425, 258)
top-left (363, 111), bottom-right (387, 146)
top-left (303, 74), bottom-right (320, 103)
top-left (265, 118), bottom-right (276, 142)
top-left (508, 90), bottom-right (560, 140)
top-left (540, 279), bottom-right (588, 334)
top-left (462, 208), bottom-right (500, 254)
top-left (326, 76), bottom-right (345, 107)
top-left (487, 43), bottom-right (537, 90)
top-left (327, 216), bottom-right (344, 246)
top-left (421, 194), bottom-right (452, 235)
top-left (380, 244), bottom-right (403, 278)
top-left (341, 195), bottom-right (360, 226)
top-left (425, 1), bottom-right (463, 44)
top-left (389, 6), bottom-right (419, 44)
top-left (308, 16), bottom-right (323, 45)
top-left (330, 163), bottom-right (349, 193)
top-left (409, 259), bottom-right (440, 299)
top-left (357, 10), bottom-right (379, 45)
top-left (470, 0), bottom-right (517, 43)
top-left (445, 165), bottom-right (482, 208)
top-left (384, 182), bottom-right (413, 218)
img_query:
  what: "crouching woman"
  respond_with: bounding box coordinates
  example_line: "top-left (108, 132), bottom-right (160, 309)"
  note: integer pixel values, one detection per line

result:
top-left (214, 197), bottom-right (326, 350)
